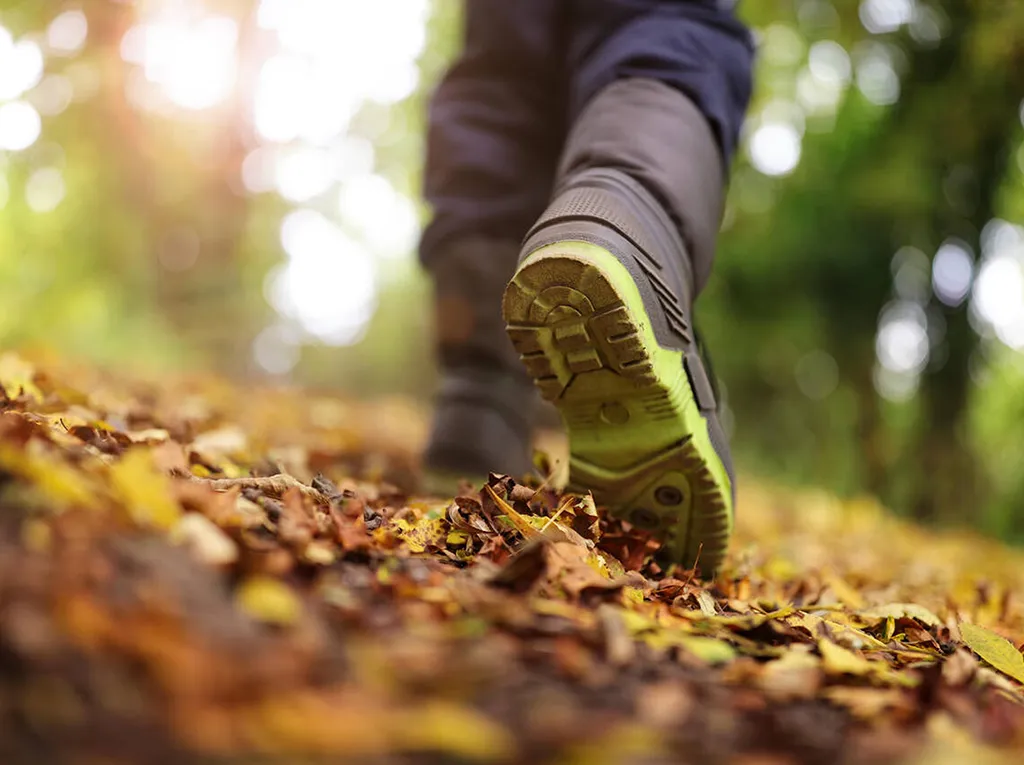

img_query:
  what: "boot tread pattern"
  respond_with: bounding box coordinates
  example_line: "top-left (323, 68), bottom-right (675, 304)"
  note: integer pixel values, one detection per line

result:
top-left (503, 246), bottom-right (732, 573)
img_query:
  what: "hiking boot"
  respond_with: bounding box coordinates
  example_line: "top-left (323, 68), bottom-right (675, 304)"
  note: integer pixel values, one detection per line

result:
top-left (502, 169), bottom-right (735, 574)
top-left (423, 237), bottom-right (538, 489)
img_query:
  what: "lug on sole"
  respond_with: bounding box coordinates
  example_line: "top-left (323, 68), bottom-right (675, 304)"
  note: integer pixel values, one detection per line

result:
top-left (503, 241), bottom-right (733, 574)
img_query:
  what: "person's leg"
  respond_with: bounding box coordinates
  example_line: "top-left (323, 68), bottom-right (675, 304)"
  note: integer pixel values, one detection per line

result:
top-left (420, 0), bottom-right (567, 480)
top-left (503, 1), bottom-right (754, 574)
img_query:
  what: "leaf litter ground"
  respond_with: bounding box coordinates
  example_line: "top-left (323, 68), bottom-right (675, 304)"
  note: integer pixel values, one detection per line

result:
top-left (0, 352), bottom-right (1022, 765)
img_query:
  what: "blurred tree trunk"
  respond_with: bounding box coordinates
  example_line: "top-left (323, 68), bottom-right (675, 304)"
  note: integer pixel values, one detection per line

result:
top-left (909, 0), bottom-right (1024, 522)
top-left (90, 2), bottom-right (257, 377)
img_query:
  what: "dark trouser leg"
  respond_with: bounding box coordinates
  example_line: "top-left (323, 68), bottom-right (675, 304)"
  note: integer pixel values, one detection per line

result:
top-left (421, 0), bottom-right (567, 479)
top-left (562, 0), bottom-right (755, 293)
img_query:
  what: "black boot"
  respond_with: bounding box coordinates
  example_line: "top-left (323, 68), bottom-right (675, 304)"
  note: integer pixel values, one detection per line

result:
top-left (422, 237), bottom-right (538, 488)
top-left (503, 79), bottom-right (735, 574)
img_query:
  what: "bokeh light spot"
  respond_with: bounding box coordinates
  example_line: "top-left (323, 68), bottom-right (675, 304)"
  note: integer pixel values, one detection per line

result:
top-left (859, 0), bottom-right (915, 34)
top-left (877, 301), bottom-right (929, 375)
top-left (856, 48), bottom-right (900, 105)
top-left (0, 101), bottom-right (42, 152)
top-left (25, 167), bottom-right (66, 213)
top-left (47, 10), bottom-right (89, 56)
top-left (932, 241), bottom-right (974, 307)
top-left (795, 350), bottom-right (840, 400)
top-left (0, 38), bottom-right (45, 101)
top-left (338, 174), bottom-right (420, 259)
top-left (973, 258), bottom-right (1024, 342)
top-left (275, 209), bottom-right (377, 345)
top-left (749, 122), bottom-right (802, 177)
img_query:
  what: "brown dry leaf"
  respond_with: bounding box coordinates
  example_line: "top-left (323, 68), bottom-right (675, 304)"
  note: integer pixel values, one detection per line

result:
top-left (824, 687), bottom-right (909, 719)
top-left (485, 484), bottom-right (541, 539)
top-left (758, 648), bottom-right (822, 700)
top-left (860, 603), bottom-right (942, 627)
top-left (172, 513), bottom-right (239, 566)
top-left (150, 439), bottom-right (189, 473)
top-left (547, 541), bottom-right (615, 597)
top-left (959, 622), bottom-right (1024, 685)
top-left (191, 425), bottom-right (248, 463)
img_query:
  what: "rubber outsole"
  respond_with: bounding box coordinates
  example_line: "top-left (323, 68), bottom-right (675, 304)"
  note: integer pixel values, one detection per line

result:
top-left (503, 241), bottom-right (733, 574)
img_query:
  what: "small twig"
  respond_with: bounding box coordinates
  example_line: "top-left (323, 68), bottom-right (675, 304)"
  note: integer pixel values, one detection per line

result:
top-left (181, 473), bottom-right (330, 505)
top-left (530, 460), bottom-right (560, 496)
top-left (680, 543), bottom-right (704, 587)
top-left (540, 504), bottom-right (567, 533)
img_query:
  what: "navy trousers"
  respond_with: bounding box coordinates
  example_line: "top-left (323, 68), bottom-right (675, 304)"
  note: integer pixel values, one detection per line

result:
top-left (419, 0), bottom-right (755, 269)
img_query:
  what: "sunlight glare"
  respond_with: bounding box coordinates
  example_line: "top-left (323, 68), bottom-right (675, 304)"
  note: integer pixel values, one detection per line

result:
top-left (274, 146), bottom-right (336, 202)
top-left (338, 174), bottom-right (420, 259)
top-left (241, 147), bottom-right (277, 194)
top-left (0, 39), bottom-right (45, 101)
top-left (973, 257), bottom-right (1024, 342)
top-left (274, 210), bottom-right (377, 345)
top-left (0, 101), bottom-right (42, 152)
top-left (135, 17), bottom-right (239, 110)
top-left (859, 0), bottom-right (915, 34)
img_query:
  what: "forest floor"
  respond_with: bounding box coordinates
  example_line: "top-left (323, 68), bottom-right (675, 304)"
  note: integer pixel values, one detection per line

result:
top-left (0, 352), bottom-right (1023, 765)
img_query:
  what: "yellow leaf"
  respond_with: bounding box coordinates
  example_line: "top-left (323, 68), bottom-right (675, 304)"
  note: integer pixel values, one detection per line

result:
top-left (824, 574), bottom-right (867, 609)
top-left (819, 639), bottom-right (874, 676)
top-left (0, 353), bottom-right (43, 402)
top-left (237, 577), bottom-right (302, 626)
top-left (396, 702), bottom-right (513, 761)
top-left (485, 484), bottom-right (540, 539)
top-left (677, 635), bottom-right (736, 664)
top-left (959, 623), bottom-right (1024, 685)
top-left (0, 443), bottom-right (97, 509)
top-left (21, 518), bottom-right (52, 552)
top-left (108, 449), bottom-right (181, 530)
top-left (392, 516), bottom-right (447, 553)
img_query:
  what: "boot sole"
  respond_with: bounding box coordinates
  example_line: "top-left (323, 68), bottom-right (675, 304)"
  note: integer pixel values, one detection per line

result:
top-left (503, 241), bottom-right (733, 573)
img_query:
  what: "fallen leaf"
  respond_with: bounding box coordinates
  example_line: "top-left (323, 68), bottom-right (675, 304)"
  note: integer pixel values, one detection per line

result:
top-left (824, 687), bottom-right (909, 719)
top-left (0, 353), bottom-right (43, 402)
top-left (395, 702), bottom-right (514, 761)
top-left (236, 576), bottom-right (302, 626)
top-left (109, 448), bottom-right (181, 529)
top-left (676, 635), bottom-right (736, 664)
top-left (818, 639), bottom-right (875, 676)
top-left (959, 622), bottom-right (1024, 685)
top-left (172, 513), bottom-right (239, 566)
top-left (758, 649), bottom-right (822, 699)
top-left (860, 603), bottom-right (942, 627)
